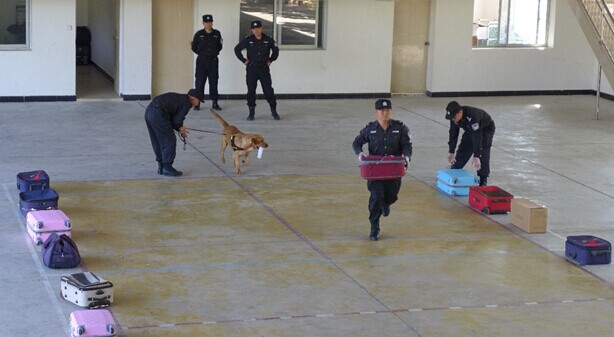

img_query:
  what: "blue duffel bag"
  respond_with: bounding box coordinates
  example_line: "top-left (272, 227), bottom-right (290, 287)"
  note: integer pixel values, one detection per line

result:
top-left (19, 188), bottom-right (59, 217)
top-left (41, 233), bottom-right (81, 269)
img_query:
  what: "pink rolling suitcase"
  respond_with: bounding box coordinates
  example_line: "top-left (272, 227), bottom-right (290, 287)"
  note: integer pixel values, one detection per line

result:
top-left (25, 209), bottom-right (71, 245)
top-left (69, 309), bottom-right (116, 337)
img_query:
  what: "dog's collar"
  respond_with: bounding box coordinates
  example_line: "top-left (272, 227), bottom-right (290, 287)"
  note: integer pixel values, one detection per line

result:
top-left (230, 134), bottom-right (244, 151)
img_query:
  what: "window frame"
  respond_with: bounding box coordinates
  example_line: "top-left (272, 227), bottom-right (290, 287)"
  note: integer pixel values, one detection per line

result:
top-left (240, 0), bottom-right (326, 50)
top-left (473, 0), bottom-right (550, 49)
top-left (0, 0), bottom-right (31, 50)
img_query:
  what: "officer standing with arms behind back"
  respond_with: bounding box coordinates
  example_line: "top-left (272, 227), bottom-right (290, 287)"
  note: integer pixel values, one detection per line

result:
top-left (191, 14), bottom-right (223, 111)
top-left (234, 20), bottom-right (280, 121)
top-left (144, 89), bottom-right (203, 177)
top-left (353, 99), bottom-right (412, 241)
top-left (445, 100), bottom-right (496, 186)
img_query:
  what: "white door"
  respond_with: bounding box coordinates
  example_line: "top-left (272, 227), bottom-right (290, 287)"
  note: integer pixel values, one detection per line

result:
top-left (391, 0), bottom-right (430, 94)
top-left (152, 0), bottom-right (194, 96)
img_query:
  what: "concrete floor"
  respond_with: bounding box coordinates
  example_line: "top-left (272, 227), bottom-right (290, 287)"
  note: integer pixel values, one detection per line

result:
top-left (0, 95), bottom-right (612, 336)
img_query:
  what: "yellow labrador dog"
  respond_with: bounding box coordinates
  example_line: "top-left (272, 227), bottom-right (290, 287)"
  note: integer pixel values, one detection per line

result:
top-left (210, 109), bottom-right (268, 175)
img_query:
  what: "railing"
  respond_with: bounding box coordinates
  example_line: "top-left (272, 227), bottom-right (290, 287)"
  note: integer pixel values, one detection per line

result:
top-left (581, 0), bottom-right (614, 66)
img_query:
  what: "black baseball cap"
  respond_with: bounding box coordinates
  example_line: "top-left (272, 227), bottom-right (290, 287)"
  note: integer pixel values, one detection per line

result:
top-left (187, 89), bottom-right (204, 102)
top-left (445, 101), bottom-right (462, 120)
top-left (203, 14), bottom-right (213, 22)
top-left (251, 20), bottom-right (262, 28)
top-left (375, 99), bottom-right (392, 110)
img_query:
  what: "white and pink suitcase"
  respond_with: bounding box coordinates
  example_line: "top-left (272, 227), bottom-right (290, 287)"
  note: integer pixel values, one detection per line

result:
top-left (25, 209), bottom-right (71, 245)
top-left (69, 309), bottom-right (116, 337)
top-left (61, 272), bottom-right (114, 308)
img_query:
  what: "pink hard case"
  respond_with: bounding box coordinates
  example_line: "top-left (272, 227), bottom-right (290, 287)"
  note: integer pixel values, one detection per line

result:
top-left (25, 209), bottom-right (71, 245)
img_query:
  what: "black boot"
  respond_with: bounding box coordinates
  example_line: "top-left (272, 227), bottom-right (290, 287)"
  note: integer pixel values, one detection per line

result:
top-left (157, 162), bottom-right (163, 175)
top-left (479, 176), bottom-right (488, 186)
top-left (381, 204), bottom-right (390, 217)
top-left (247, 107), bottom-right (255, 121)
top-left (212, 100), bottom-right (222, 111)
top-left (161, 164), bottom-right (183, 177)
top-left (369, 222), bottom-right (380, 241)
top-left (271, 107), bottom-right (280, 120)
top-left (194, 104), bottom-right (201, 111)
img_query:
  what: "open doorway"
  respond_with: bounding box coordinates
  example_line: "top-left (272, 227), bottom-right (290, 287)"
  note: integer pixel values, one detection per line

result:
top-left (76, 0), bottom-right (120, 100)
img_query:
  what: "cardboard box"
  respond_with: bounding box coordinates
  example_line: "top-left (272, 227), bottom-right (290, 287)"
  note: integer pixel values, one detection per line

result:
top-left (511, 198), bottom-right (548, 233)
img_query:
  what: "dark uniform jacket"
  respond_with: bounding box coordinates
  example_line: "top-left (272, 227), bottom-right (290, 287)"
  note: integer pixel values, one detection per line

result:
top-left (353, 120), bottom-right (413, 159)
top-left (147, 93), bottom-right (192, 131)
top-left (448, 106), bottom-right (494, 156)
top-left (191, 29), bottom-right (222, 58)
top-left (234, 33), bottom-right (279, 66)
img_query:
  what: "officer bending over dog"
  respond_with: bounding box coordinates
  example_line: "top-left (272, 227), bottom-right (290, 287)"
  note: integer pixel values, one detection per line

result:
top-left (353, 99), bottom-right (412, 241)
top-left (144, 89), bottom-right (203, 177)
top-left (445, 100), bottom-right (495, 186)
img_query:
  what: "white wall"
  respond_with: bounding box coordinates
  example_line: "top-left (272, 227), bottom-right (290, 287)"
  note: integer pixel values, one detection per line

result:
top-left (118, 0), bottom-right (151, 96)
top-left (427, 0), bottom-right (610, 94)
top-left (0, 0), bottom-right (75, 96)
top-left (88, 0), bottom-right (115, 79)
top-left (197, 0), bottom-right (395, 95)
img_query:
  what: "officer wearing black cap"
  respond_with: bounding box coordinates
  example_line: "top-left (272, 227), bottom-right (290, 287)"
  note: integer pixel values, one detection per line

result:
top-left (445, 101), bottom-right (495, 186)
top-left (144, 89), bottom-right (203, 177)
top-left (353, 99), bottom-right (412, 241)
top-left (234, 20), bottom-right (280, 121)
top-left (191, 14), bottom-right (223, 111)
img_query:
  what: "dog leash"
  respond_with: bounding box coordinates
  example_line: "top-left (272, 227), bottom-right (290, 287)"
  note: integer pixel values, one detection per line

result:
top-left (177, 128), bottom-right (225, 151)
top-left (187, 127), bottom-right (225, 135)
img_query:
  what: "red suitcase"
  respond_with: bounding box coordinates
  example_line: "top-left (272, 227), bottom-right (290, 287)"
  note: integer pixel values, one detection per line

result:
top-left (469, 186), bottom-right (514, 214)
top-left (359, 155), bottom-right (406, 180)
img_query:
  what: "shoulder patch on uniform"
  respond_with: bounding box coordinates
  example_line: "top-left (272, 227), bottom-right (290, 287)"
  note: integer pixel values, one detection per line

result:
top-left (471, 123), bottom-right (479, 131)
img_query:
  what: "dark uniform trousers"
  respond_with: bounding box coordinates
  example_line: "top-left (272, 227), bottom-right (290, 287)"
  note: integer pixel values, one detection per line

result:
top-left (195, 57), bottom-right (219, 101)
top-left (368, 179), bottom-right (402, 226)
top-left (451, 122), bottom-right (496, 178)
top-left (247, 64), bottom-right (276, 109)
top-left (144, 106), bottom-right (177, 166)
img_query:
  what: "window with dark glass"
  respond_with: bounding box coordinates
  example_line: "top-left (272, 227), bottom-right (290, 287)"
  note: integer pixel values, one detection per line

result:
top-left (0, 0), bottom-right (28, 47)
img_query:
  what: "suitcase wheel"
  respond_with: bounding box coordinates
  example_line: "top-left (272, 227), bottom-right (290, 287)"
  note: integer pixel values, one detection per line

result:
top-left (35, 237), bottom-right (43, 245)
top-left (452, 177), bottom-right (458, 184)
top-left (451, 190), bottom-right (457, 197)
top-left (36, 221), bottom-right (43, 229)
top-left (482, 207), bottom-right (490, 214)
top-left (107, 324), bottom-right (115, 334)
top-left (64, 220), bottom-right (72, 228)
top-left (73, 325), bottom-right (85, 336)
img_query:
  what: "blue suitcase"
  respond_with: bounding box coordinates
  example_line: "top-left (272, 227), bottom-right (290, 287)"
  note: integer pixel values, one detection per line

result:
top-left (565, 235), bottom-right (611, 266)
top-left (16, 170), bottom-right (50, 192)
top-left (19, 188), bottom-right (59, 217)
top-left (436, 169), bottom-right (479, 196)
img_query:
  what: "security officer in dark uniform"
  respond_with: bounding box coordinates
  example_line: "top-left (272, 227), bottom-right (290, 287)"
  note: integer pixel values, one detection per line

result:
top-left (445, 101), bottom-right (495, 186)
top-left (234, 20), bottom-right (280, 121)
top-left (353, 99), bottom-right (412, 241)
top-left (191, 14), bottom-right (223, 111)
top-left (144, 89), bottom-right (203, 177)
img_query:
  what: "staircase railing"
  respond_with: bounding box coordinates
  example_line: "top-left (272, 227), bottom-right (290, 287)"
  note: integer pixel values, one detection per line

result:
top-left (580, 1), bottom-right (614, 65)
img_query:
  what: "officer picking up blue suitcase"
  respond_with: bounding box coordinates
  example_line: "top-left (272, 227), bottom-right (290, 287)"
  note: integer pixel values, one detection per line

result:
top-left (445, 101), bottom-right (495, 186)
